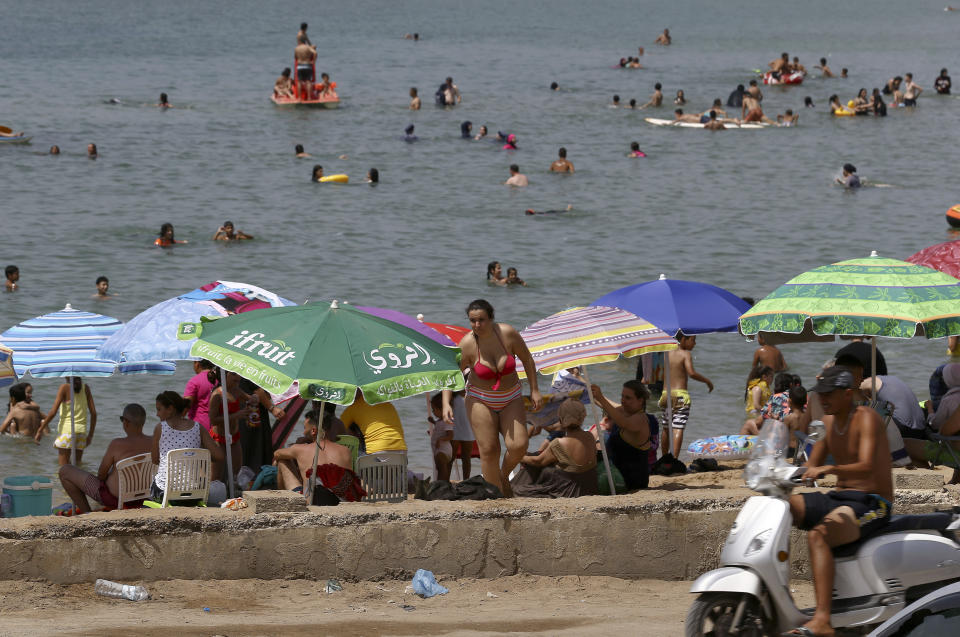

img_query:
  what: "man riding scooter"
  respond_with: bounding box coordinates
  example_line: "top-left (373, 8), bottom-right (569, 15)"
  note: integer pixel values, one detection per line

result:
top-left (786, 366), bottom-right (893, 637)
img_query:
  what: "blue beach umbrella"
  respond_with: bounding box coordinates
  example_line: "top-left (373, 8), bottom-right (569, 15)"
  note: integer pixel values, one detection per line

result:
top-left (0, 304), bottom-right (176, 461)
top-left (96, 280), bottom-right (296, 367)
top-left (591, 274), bottom-right (752, 454)
top-left (0, 344), bottom-right (17, 389)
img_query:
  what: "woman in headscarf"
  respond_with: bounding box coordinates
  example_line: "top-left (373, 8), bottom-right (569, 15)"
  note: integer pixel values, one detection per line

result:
top-left (460, 121), bottom-right (472, 138)
top-left (502, 133), bottom-right (517, 150)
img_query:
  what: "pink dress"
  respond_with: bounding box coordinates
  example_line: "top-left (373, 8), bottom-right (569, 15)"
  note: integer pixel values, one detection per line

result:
top-left (184, 372), bottom-right (215, 431)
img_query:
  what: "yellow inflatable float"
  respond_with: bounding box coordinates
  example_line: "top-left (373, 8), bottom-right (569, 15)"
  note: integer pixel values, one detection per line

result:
top-left (319, 174), bottom-right (349, 183)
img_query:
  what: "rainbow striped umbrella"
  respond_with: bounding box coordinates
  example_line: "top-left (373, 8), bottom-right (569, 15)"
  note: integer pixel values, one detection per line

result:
top-left (739, 252), bottom-right (960, 340)
top-left (0, 344), bottom-right (16, 389)
top-left (519, 305), bottom-right (677, 495)
top-left (520, 305), bottom-right (678, 375)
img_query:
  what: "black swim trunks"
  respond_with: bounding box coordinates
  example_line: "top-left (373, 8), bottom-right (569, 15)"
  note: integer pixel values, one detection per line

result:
top-left (799, 490), bottom-right (891, 540)
top-left (297, 65), bottom-right (313, 82)
top-left (904, 98), bottom-right (917, 107)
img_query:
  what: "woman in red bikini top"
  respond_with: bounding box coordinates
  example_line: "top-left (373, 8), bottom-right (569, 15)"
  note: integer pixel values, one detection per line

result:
top-left (442, 299), bottom-right (541, 498)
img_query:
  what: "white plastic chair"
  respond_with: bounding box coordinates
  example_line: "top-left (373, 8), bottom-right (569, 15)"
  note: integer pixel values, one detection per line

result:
top-left (357, 451), bottom-right (408, 503)
top-left (155, 448), bottom-right (211, 507)
top-left (115, 453), bottom-right (157, 509)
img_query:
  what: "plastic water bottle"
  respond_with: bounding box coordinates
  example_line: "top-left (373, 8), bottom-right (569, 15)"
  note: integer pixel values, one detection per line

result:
top-left (94, 578), bottom-right (149, 601)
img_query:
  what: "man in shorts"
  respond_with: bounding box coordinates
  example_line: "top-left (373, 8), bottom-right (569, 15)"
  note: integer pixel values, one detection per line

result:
top-left (785, 366), bottom-right (893, 637)
top-left (660, 333), bottom-right (713, 458)
top-left (294, 41), bottom-right (317, 100)
top-left (57, 404), bottom-right (153, 513)
top-left (903, 72), bottom-right (922, 106)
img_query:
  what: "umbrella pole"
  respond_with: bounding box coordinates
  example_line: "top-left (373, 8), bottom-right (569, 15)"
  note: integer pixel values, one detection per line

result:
top-left (664, 358), bottom-right (673, 457)
top-left (69, 378), bottom-right (76, 465)
top-left (581, 368), bottom-right (617, 496)
top-left (871, 338), bottom-right (877, 396)
top-left (306, 401), bottom-right (325, 504)
top-left (220, 367), bottom-right (235, 499)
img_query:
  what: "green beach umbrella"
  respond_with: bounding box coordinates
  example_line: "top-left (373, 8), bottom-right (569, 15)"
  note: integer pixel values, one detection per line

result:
top-left (177, 300), bottom-right (465, 405)
top-left (739, 251), bottom-right (960, 340)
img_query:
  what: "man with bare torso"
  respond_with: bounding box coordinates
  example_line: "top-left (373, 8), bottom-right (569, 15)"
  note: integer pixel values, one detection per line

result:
top-left (294, 42), bottom-right (317, 100)
top-left (57, 403), bottom-right (153, 513)
top-left (274, 408), bottom-right (351, 492)
top-left (660, 334), bottom-right (713, 458)
top-left (752, 333), bottom-right (787, 372)
top-left (785, 366), bottom-right (892, 637)
top-left (769, 52), bottom-right (790, 78)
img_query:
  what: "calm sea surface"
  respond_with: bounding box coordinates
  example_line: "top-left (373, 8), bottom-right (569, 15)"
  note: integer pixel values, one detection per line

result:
top-left (2, 0), bottom-right (960, 499)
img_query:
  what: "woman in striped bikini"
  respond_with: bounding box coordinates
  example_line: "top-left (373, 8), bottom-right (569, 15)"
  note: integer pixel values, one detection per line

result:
top-left (443, 299), bottom-right (541, 497)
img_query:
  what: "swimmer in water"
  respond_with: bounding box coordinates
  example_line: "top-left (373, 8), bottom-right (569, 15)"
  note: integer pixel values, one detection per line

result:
top-left (155, 222), bottom-right (187, 247)
top-left (474, 125), bottom-right (488, 141)
top-left (804, 96), bottom-right (815, 108)
top-left (841, 67), bottom-right (848, 78)
top-left (213, 220), bottom-right (254, 241)
top-left (629, 141), bottom-right (647, 157)
top-left (311, 165), bottom-right (324, 182)
top-left (295, 144), bottom-right (311, 158)
top-left (640, 83), bottom-right (663, 109)
top-left (460, 121), bottom-right (473, 138)
top-left (366, 167), bottom-right (379, 184)
top-left (836, 163), bottom-right (861, 188)
top-left (654, 28), bottom-right (671, 45)
top-left (49, 145), bottom-right (60, 155)
top-left (549, 147), bottom-right (574, 173)
top-left (504, 164), bottom-right (528, 187)
top-left (524, 204), bottom-right (574, 215)
top-left (628, 98), bottom-right (637, 109)
top-left (157, 93), bottom-right (172, 108)
top-left (777, 109), bottom-right (799, 126)
top-left (934, 68), bottom-right (951, 95)
top-left (503, 133), bottom-right (518, 150)
top-left (409, 87), bottom-right (421, 110)
top-left (550, 82), bottom-right (559, 90)
top-left (505, 267), bottom-right (527, 287)
top-left (674, 89), bottom-right (686, 105)
top-left (403, 124), bottom-right (418, 142)
top-left (814, 58), bottom-right (834, 78)
top-left (87, 143), bottom-right (98, 159)
top-left (611, 94), bottom-right (620, 108)
top-left (93, 276), bottom-right (113, 299)
top-left (487, 261), bottom-right (507, 285)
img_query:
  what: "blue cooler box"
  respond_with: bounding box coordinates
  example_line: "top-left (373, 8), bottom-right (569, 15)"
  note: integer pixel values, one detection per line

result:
top-left (1, 475), bottom-right (54, 517)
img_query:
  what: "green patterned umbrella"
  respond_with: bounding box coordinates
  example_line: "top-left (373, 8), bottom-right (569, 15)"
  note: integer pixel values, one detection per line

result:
top-left (739, 252), bottom-right (960, 340)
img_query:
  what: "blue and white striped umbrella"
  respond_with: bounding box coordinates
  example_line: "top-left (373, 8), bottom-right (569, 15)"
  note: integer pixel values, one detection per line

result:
top-left (0, 304), bottom-right (175, 378)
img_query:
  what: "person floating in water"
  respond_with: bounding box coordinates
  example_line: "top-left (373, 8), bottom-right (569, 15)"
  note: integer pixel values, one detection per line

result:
top-left (550, 82), bottom-right (559, 91)
top-left (156, 93), bottom-right (173, 108)
top-left (836, 163), bottom-right (861, 188)
top-left (49, 145), bottom-right (60, 155)
top-left (629, 141), bottom-right (646, 158)
top-left (312, 165), bottom-right (324, 182)
top-left (403, 124), bottom-right (418, 142)
top-left (487, 261), bottom-right (507, 285)
top-left (474, 125), bottom-right (488, 141)
top-left (213, 220), bottom-right (254, 241)
top-left (87, 143), bottom-right (98, 159)
top-left (155, 222), bottom-right (187, 247)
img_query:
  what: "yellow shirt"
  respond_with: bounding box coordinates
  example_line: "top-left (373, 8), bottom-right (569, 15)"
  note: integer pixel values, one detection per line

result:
top-left (340, 400), bottom-right (407, 452)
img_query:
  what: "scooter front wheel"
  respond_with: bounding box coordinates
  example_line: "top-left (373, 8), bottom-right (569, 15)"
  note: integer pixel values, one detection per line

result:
top-left (685, 592), bottom-right (774, 637)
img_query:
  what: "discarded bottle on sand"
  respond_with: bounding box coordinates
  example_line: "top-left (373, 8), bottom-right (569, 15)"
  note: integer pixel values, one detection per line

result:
top-left (94, 579), bottom-right (149, 601)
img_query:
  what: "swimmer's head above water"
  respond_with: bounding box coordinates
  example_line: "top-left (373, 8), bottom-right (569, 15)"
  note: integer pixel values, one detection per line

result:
top-left (312, 165), bottom-right (323, 181)
top-left (367, 167), bottom-right (379, 184)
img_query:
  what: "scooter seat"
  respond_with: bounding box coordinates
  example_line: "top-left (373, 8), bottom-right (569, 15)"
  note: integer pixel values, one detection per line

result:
top-left (832, 512), bottom-right (952, 558)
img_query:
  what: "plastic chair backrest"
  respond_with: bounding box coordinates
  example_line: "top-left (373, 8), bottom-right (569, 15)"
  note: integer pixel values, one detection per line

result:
top-left (336, 435), bottom-right (360, 472)
top-left (162, 448), bottom-right (211, 507)
top-left (356, 451), bottom-right (407, 503)
top-left (116, 453), bottom-right (157, 509)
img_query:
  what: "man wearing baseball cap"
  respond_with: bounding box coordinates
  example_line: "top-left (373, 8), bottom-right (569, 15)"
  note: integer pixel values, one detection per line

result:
top-left (783, 365), bottom-right (893, 637)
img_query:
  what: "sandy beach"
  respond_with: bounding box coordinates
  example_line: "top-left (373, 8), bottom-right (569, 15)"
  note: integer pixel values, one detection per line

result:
top-left (0, 574), bottom-right (817, 637)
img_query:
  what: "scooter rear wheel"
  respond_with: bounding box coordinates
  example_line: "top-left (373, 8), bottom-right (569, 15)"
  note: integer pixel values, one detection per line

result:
top-left (685, 592), bottom-right (774, 637)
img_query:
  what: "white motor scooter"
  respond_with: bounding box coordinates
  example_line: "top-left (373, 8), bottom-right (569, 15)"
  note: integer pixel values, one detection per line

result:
top-left (686, 422), bottom-right (960, 636)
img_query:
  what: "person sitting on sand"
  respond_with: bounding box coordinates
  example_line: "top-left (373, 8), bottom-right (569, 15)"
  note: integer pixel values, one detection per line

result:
top-left (549, 147), bottom-right (574, 173)
top-left (1, 383), bottom-right (43, 438)
top-left (504, 164), bottom-right (528, 186)
top-left (511, 398), bottom-right (598, 498)
top-left (274, 408), bottom-right (352, 496)
top-left (212, 220), bottom-right (254, 241)
top-left (57, 403), bottom-right (153, 513)
top-left (275, 68), bottom-right (294, 98)
top-left (592, 380), bottom-right (658, 490)
top-left (505, 267), bottom-right (526, 286)
top-left (487, 261), bottom-right (507, 285)
top-left (654, 28), bottom-right (671, 45)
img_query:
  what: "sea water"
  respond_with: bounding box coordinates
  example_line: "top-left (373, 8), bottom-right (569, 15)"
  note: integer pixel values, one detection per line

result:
top-left (2, 0), bottom-right (959, 493)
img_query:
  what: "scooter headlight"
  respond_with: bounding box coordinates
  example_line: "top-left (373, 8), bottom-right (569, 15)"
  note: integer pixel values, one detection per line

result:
top-left (744, 529), bottom-right (772, 557)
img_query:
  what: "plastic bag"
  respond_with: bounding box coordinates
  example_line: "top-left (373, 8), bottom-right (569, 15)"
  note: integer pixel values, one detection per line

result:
top-left (411, 569), bottom-right (448, 598)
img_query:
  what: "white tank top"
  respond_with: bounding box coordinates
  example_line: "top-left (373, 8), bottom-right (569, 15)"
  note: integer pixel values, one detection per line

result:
top-left (154, 420), bottom-right (201, 489)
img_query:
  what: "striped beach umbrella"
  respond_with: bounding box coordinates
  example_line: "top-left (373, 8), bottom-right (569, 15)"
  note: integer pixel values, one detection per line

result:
top-left (739, 252), bottom-right (960, 340)
top-left (519, 305), bottom-right (678, 495)
top-left (0, 305), bottom-right (175, 461)
top-left (0, 344), bottom-right (16, 389)
top-left (519, 305), bottom-right (678, 375)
